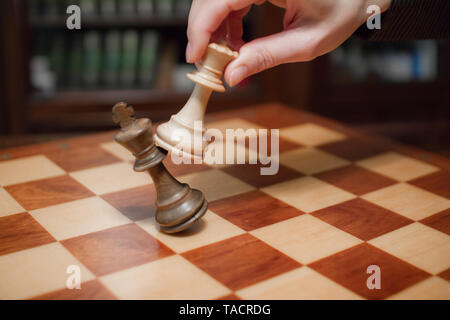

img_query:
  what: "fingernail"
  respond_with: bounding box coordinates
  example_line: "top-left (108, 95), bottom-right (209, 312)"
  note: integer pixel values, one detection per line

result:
top-left (229, 65), bottom-right (248, 87)
top-left (186, 43), bottom-right (192, 62)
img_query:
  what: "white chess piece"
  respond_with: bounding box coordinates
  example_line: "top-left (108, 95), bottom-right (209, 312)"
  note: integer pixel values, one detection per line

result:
top-left (154, 43), bottom-right (238, 160)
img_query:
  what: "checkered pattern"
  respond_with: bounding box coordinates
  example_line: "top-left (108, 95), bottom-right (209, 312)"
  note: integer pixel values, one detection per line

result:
top-left (0, 103), bottom-right (449, 300)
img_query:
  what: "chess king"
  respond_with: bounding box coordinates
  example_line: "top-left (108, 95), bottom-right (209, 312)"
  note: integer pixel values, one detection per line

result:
top-left (112, 103), bottom-right (208, 233)
top-left (154, 43), bottom-right (238, 160)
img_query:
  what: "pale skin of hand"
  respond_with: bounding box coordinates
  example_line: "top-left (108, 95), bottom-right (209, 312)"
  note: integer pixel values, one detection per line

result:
top-left (186, 0), bottom-right (392, 86)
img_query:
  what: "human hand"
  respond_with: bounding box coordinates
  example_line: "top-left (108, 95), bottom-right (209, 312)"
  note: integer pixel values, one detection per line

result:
top-left (186, 0), bottom-right (392, 86)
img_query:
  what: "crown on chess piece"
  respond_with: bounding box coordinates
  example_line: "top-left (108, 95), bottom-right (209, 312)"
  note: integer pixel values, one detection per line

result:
top-left (154, 43), bottom-right (239, 160)
top-left (112, 102), bottom-right (208, 234)
top-left (187, 43), bottom-right (239, 92)
top-left (112, 102), bottom-right (165, 170)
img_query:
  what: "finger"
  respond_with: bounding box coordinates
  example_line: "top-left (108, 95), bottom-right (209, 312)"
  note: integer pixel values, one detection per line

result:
top-left (211, 19), bottom-right (228, 43)
top-left (211, 7), bottom-right (247, 50)
top-left (224, 27), bottom-right (319, 86)
top-left (186, 0), bottom-right (255, 63)
top-left (226, 17), bottom-right (245, 50)
top-left (267, 0), bottom-right (286, 8)
top-left (226, 7), bottom-right (250, 50)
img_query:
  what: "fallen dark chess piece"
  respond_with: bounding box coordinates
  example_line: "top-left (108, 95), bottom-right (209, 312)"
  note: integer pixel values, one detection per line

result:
top-left (112, 102), bottom-right (207, 234)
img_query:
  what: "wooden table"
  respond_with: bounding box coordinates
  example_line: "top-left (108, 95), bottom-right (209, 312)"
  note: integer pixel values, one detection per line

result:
top-left (0, 103), bottom-right (449, 300)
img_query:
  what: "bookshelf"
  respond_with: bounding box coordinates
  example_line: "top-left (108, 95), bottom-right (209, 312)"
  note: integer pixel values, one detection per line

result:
top-left (1, 0), bottom-right (265, 136)
top-left (304, 39), bottom-right (450, 155)
top-left (30, 16), bottom-right (188, 28)
top-left (309, 38), bottom-right (449, 121)
top-left (1, 1), bottom-right (448, 154)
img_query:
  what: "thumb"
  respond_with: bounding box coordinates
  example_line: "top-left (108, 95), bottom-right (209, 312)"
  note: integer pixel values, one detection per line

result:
top-left (224, 28), bottom-right (318, 87)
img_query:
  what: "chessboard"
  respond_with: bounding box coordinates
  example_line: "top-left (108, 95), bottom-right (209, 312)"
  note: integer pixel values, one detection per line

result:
top-left (0, 103), bottom-right (449, 300)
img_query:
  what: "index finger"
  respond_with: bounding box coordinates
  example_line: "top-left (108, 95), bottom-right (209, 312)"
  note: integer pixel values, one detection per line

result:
top-left (186, 0), bottom-right (256, 62)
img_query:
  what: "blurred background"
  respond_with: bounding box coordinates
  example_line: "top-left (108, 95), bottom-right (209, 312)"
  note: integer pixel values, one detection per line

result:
top-left (0, 0), bottom-right (449, 156)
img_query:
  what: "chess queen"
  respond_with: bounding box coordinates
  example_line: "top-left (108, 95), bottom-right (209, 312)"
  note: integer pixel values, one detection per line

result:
top-left (154, 43), bottom-right (238, 161)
